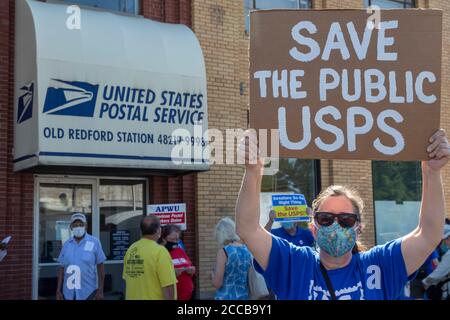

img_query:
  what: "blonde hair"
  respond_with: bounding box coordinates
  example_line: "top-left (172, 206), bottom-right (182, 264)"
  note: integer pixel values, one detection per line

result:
top-left (312, 185), bottom-right (364, 216)
top-left (214, 217), bottom-right (240, 247)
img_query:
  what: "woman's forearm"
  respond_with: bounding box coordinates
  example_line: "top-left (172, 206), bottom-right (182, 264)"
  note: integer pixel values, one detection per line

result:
top-left (419, 165), bottom-right (446, 247)
top-left (236, 169), bottom-right (263, 239)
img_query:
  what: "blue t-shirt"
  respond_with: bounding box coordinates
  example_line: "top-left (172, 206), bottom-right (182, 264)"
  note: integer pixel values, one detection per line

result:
top-left (58, 234), bottom-right (106, 300)
top-left (271, 227), bottom-right (314, 247)
top-left (421, 250), bottom-right (439, 276)
top-left (255, 235), bottom-right (413, 300)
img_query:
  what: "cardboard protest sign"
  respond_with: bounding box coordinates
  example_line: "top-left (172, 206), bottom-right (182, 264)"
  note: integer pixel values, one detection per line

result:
top-left (148, 203), bottom-right (187, 230)
top-left (250, 9), bottom-right (442, 160)
top-left (272, 194), bottom-right (309, 222)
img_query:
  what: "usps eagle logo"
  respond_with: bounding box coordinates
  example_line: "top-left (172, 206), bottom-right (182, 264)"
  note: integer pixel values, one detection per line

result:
top-left (17, 82), bottom-right (34, 124)
top-left (43, 79), bottom-right (99, 117)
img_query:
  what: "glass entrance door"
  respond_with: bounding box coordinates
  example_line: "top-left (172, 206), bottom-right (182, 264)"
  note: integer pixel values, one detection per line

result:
top-left (33, 177), bottom-right (146, 300)
top-left (36, 179), bottom-right (96, 300)
top-left (99, 179), bottom-right (146, 300)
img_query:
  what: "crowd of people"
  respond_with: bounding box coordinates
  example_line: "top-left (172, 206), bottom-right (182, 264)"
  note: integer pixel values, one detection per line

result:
top-left (2, 131), bottom-right (450, 300)
top-left (2, 205), bottom-right (449, 300)
top-left (1, 210), bottom-right (449, 300)
top-left (50, 212), bottom-right (196, 300)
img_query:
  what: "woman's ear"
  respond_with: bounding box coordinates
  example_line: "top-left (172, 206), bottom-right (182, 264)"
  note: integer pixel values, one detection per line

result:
top-left (355, 223), bottom-right (362, 237)
top-left (310, 223), bottom-right (318, 238)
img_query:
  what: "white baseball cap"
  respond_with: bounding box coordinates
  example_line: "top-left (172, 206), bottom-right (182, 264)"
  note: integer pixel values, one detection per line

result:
top-left (443, 224), bottom-right (450, 240)
top-left (70, 213), bottom-right (87, 224)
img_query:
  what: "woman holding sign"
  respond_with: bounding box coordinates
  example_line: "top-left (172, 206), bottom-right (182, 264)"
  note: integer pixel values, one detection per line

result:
top-left (235, 129), bottom-right (450, 300)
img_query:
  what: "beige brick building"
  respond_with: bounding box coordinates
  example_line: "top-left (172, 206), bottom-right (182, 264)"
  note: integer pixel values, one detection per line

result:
top-left (192, 0), bottom-right (450, 298)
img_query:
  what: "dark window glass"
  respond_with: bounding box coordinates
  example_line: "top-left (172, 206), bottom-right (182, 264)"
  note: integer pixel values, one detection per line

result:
top-left (372, 161), bottom-right (422, 244)
top-left (38, 183), bottom-right (93, 300)
top-left (261, 159), bottom-right (319, 227)
top-left (365, 0), bottom-right (415, 8)
top-left (61, 0), bottom-right (138, 14)
top-left (99, 180), bottom-right (146, 300)
top-left (245, 0), bottom-right (312, 34)
top-left (99, 180), bottom-right (145, 262)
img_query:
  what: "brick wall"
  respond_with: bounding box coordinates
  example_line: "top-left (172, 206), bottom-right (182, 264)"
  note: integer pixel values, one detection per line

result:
top-left (149, 174), bottom-right (197, 274)
top-left (192, 0), bottom-right (247, 298)
top-left (141, 0), bottom-right (199, 290)
top-left (0, 0), bottom-right (198, 300)
top-left (0, 0), bottom-right (34, 300)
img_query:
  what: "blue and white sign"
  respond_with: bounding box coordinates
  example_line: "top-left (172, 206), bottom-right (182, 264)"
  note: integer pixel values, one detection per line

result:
top-left (271, 194), bottom-right (306, 206)
top-left (13, 0), bottom-right (208, 172)
top-left (43, 79), bottom-right (99, 117)
top-left (272, 194), bottom-right (309, 222)
top-left (17, 82), bottom-right (34, 124)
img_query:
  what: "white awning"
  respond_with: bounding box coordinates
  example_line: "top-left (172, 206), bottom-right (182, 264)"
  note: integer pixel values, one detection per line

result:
top-left (14, 0), bottom-right (208, 172)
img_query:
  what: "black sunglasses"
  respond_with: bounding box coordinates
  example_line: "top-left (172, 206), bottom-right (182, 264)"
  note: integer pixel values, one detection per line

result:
top-left (314, 212), bottom-right (360, 228)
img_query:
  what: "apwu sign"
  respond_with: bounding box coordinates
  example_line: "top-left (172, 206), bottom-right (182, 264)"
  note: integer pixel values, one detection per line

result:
top-left (250, 9), bottom-right (442, 160)
top-left (13, 0), bottom-right (208, 172)
top-left (148, 203), bottom-right (187, 231)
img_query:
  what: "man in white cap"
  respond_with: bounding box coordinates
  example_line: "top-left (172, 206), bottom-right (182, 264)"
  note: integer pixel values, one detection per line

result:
top-left (422, 224), bottom-right (450, 300)
top-left (56, 213), bottom-right (106, 300)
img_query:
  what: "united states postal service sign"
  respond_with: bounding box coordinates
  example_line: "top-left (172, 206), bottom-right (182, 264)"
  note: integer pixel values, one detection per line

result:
top-left (13, 0), bottom-right (208, 171)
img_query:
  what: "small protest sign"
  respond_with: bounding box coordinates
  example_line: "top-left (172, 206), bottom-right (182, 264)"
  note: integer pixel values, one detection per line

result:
top-left (148, 203), bottom-right (187, 230)
top-left (272, 194), bottom-right (309, 222)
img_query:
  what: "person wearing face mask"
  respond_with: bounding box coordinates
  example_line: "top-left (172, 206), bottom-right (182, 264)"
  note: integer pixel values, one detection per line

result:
top-left (264, 208), bottom-right (314, 248)
top-left (56, 213), bottom-right (106, 300)
top-left (159, 224), bottom-right (196, 300)
top-left (422, 224), bottom-right (450, 300)
top-left (236, 128), bottom-right (450, 300)
top-left (122, 215), bottom-right (177, 300)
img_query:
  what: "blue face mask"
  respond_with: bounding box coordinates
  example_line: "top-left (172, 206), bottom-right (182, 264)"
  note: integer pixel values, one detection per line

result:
top-left (317, 222), bottom-right (356, 257)
top-left (281, 222), bottom-right (295, 230)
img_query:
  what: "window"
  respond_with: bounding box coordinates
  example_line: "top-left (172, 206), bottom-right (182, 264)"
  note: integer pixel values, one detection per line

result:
top-left (99, 180), bottom-right (146, 300)
top-left (372, 161), bottom-right (421, 245)
top-left (365, 0), bottom-right (415, 8)
top-left (99, 179), bottom-right (145, 262)
top-left (60, 0), bottom-right (139, 14)
top-left (34, 177), bottom-right (147, 300)
top-left (37, 182), bottom-right (94, 300)
top-left (245, 0), bottom-right (312, 34)
top-left (260, 159), bottom-right (320, 227)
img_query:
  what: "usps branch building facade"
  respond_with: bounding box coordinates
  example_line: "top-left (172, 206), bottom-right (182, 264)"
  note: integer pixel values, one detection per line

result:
top-left (0, 0), bottom-right (449, 299)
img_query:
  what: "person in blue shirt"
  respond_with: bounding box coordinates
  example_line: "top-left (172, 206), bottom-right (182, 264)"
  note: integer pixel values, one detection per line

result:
top-left (264, 209), bottom-right (314, 247)
top-left (236, 129), bottom-right (450, 300)
top-left (56, 213), bottom-right (106, 300)
top-left (401, 250), bottom-right (439, 299)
